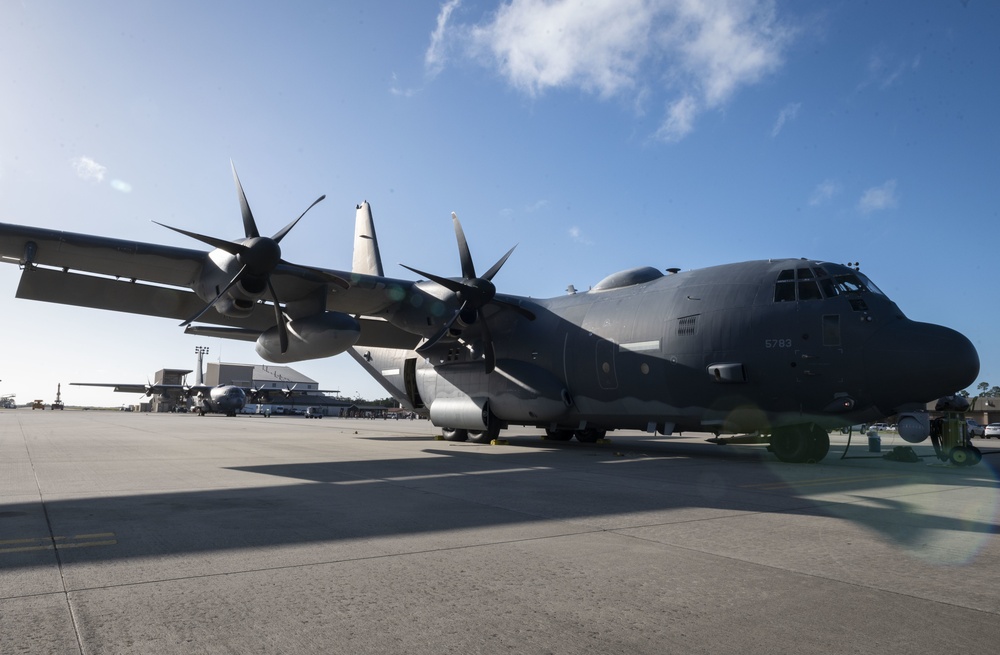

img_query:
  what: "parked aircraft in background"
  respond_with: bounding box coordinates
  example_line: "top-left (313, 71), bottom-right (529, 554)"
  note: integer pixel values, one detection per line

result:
top-left (1, 163), bottom-right (979, 461)
top-left (71, 381), bottom-right (336, 417)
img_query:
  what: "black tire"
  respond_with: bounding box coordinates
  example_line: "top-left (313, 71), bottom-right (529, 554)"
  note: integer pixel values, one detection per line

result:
top-left (544, 428), bottom-right (574, 441)
top-left (467, 423), bottom-right (500, 444)
top-left (770, 425), bottom-right (822, 463)
top-left (805, 426), bottom-right (830, 462)
top-left (574, 427), bottom-right (606, 443)
top-left (441, 427), bottom-right (469, 442)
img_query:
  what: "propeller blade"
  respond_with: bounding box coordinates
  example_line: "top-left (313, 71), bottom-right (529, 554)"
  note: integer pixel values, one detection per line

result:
top-left (400, 264), bottom-right (466, 294)
top-left (232, 162), bottom-right (260, 239)
top-left (278, 261), bottom-right (351, 289)
top-left (180, 264), bottom-right (247, 326)
top-left (267, 278), bottom-right (289, 354)
top-left (415, 302), bottom-right (467, 354)
top-left (153, 222), bottom-right (246, 256)
top-left (481, 245), bottom-right (517, 282)
top-left (273, 195), bottom-right (326, 243)
top-left (451, 212), bottom-right (476, 279)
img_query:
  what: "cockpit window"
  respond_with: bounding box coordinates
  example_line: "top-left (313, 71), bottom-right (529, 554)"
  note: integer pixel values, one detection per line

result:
top-left (830, 272), bottom-right (883, 296)
top-left (773, 265), bottom-right (884, 303)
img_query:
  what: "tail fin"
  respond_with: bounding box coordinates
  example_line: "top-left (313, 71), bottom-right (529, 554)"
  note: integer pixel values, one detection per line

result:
top-left (352, 201), bottom-right (384, 276)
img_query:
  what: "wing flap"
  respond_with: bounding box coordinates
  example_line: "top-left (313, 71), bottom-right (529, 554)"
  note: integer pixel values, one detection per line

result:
top-left (15, 267), bottom-right (273, 331)
top-left (0, 222), bottom-right (204, 288)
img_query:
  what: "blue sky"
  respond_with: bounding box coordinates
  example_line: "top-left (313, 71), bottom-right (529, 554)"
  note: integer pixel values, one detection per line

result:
top-left (1, 0), bottom-right (998, 407)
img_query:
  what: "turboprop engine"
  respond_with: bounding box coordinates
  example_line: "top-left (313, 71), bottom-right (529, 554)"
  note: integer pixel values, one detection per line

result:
top-left (255, 312), bottom-right (361, 364)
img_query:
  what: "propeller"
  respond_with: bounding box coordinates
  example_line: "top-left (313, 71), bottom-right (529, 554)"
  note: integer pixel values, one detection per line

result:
top-left (401, 212), bottom-right (535, 373)
top-left (153, 163), bottom-right (349, 354)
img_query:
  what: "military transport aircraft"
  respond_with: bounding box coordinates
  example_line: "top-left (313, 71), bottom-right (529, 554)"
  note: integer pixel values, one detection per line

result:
top-left (0, 164), bottom-right (979, 462)
top-left (71, 380), bottom-right (335, 416)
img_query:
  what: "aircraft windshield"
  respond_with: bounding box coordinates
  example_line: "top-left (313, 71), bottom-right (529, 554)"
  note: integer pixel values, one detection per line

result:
top-left (773, 265), bottom-right (884, 303)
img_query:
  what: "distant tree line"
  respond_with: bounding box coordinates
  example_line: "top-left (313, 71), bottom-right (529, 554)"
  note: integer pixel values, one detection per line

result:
top-left (959, 383), bottom-right (1000, 410)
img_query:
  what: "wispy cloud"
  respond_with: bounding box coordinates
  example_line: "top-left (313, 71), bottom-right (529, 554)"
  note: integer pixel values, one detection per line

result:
top-left (569, 225), bottom-right (592, 244)
top-left (809, 178), bottom-right (839, 206)
top-left (859, 49), bottom-right (920, 91)
top-left (426, 0), bottom-right (462, 79)
top-left (771, 102), bottom-right (801, 137)
top-left (858, 179), bottom-right (898, 213)
top-left (72, 156), bottom-right (107, 182)
top-left (389, 72), bottom-right (420, 98)
top-left (428, 0), bottom-right (795, 143)
top-left (70, 155), bottom-right (131, 193)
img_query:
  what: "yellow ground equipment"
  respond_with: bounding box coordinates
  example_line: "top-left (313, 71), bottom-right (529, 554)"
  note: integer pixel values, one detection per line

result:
top-left (930, 412), bottom-right (982, 466)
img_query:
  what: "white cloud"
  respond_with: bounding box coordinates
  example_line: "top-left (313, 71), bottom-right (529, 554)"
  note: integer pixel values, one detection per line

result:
top-left (110, 179), bottom-right (132, 193)
top-left (429, 0), bottom-right (794, 142)
top-left (657, 94), bottom-right (698, 142)
top-left (859, 49), bottom-right (921, 92)
top-left (771, 102), bottom-right (801, 137)
top-left (426, 0), bottom-right (462, 79)
top-left (809, 178), bottom-right (839, 206)
top-left (71, 156), bottom-right (107, 182)
top-left (569, 225), bottom-right (591, 244)
top-left (389, 72), bottom-right (420, 98)
top-left (858, 179), bottom-right (898, 213)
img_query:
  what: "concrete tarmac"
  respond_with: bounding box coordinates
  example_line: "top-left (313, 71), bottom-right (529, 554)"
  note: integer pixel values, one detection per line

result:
top-left (2, 410), bottom-right (999, 654)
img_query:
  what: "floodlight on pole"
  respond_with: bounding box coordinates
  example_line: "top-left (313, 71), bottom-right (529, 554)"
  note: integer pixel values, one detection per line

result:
top-left (194, 346), bottom-right (209, 385)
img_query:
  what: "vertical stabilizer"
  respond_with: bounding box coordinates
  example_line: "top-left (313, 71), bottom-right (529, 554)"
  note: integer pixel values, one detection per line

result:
top-left (352, 201), bottom-right (384, 276)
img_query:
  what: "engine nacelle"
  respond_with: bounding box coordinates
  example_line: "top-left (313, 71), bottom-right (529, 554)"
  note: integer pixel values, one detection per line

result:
top-left (255, 312), bottom-right (361, 363)
top-left (196, 251), bottom-right (267, 319)
top-left (429, 396), bottom-right (490, 431)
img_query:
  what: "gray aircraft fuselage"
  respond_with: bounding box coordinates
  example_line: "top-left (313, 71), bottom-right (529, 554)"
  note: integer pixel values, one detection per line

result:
top-left (354, 258), bottom-right (978, 459)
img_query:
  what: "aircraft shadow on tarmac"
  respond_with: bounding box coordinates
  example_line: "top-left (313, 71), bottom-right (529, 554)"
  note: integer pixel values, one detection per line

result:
top-left (1, 439), bottom-right (997, 569)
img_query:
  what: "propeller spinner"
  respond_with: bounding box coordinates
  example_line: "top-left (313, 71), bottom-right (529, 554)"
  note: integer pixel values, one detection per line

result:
top-left (154, 163), bottom-right (349, 353)
top-left (402, 212), bottom-right (534, 373)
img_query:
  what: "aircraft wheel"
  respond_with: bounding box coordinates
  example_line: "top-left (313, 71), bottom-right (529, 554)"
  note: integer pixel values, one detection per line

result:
top-left (948, 446), bottom-right (972, 466)
top-left (574, 427), bottom-right (607, 443)
top-left (467, 422), bottom-right (501, 444)
top-left (769, 426), bottom-right (814, 463)
top-left (544, 428), bottom-right (574, 441)
top-left (441, 428), bottom-right (469, 442)
top-left (805, 426), bottom-right (830, 462)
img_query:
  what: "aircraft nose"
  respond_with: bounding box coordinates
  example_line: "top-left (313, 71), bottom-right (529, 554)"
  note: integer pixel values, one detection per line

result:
top-left (863, 319), bottom-right (979, 414)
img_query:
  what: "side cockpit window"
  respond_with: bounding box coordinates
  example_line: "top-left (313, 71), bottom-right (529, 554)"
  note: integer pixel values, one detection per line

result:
top-left (774, 269), bottom-right (796, 302)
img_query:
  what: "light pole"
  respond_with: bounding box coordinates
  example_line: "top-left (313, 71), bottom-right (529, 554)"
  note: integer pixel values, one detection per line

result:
top-left (194, 346), bottom-right (209, 385)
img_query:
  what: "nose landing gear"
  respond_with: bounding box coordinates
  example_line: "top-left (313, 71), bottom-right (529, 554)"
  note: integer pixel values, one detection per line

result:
top-left (930, 412), bottom-right (983, 466)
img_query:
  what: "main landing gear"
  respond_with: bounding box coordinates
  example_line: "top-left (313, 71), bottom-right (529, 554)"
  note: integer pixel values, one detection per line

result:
top-left (441, 423), bottom-right (501, 444)
top-left (544, 427), bottom-right (607, 443)
top-left (768, 424), bottom-right (830, 463)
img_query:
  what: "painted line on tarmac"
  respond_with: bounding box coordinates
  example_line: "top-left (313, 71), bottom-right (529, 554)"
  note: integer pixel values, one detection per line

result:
top-left (0, 532), bottom-right (117, 554)
top-left (743, 474), bottom-right (907, 491)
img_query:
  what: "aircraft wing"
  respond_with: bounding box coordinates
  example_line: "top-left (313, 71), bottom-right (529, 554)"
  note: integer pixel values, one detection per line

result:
top-left (70, 382), bottom-right (215, 396)
top-left (0, 222), bottom-right (420, 348)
